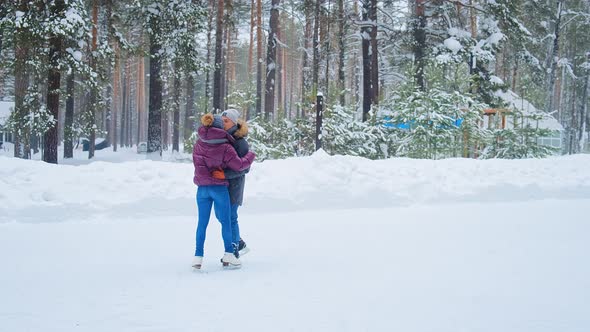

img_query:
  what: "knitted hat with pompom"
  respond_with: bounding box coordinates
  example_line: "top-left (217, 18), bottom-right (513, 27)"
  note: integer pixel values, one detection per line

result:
top-left (201, 113), bottom-right (224, 129)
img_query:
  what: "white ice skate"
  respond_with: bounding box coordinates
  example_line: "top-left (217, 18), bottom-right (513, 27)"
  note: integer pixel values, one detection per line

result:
top-left (221, 253), bottom-right (241, 268)
top-left (192, 256), bottom-right (203, 269)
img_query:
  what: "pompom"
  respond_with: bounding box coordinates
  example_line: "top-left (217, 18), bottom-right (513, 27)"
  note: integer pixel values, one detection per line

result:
top-left (201, 113), bottom-right (214, 126)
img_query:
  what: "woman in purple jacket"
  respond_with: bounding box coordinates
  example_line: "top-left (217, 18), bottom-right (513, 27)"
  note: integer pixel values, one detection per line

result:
top-left (191, 113), bottom-right (256, 269)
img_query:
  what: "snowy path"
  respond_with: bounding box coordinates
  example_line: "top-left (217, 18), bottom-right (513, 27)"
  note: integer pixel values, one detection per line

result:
top-left (1, 199), bottom-right (589, 332)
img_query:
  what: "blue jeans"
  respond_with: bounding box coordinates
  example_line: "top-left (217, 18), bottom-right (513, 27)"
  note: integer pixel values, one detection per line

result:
top-left (195, 186), bottom-right (235, 256)
top-left (230, 204), bottom-right (240, 245)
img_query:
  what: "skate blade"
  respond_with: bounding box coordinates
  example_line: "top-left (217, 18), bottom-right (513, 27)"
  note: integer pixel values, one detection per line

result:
top-left (222, 264), bottom-right (241, 270)
top-left (238, 247), bottom-right (250, 256)
top-left (192, 264), bottom-right (202, 270)
top-left (221, 261), bottom-right (242, 269)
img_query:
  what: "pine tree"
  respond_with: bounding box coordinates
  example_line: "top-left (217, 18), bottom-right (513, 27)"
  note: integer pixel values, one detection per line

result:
top-left (300, 0), bottom-right (314, 117)
top-left (369, 0), bottom-right (378, 104)
top-left (86, 0), bottom-right (99, 160)
top-left (412, 0), bottom-right (426, 91)
top-left (42, 0), bottom-right (66, 164)
top-left (12, 0), bottom-right (31, 159)
top-left (336, 0), bottom-right (345, 106)
top-left (5, 0), bottom-right (91, 162)
top-left (361, 0), bottom-right (372, 120)
top-left (146, 4), bottom-right (163, 153)
top-left (204, 0), bottom-right (214, 113)
top-left (133, 0), bottom-right (206, 154)
top-left (0, 0), bottom-right (8, 99)
top-left (255, 0), bottom-right (263, 117)
top-left (213, 0), bottom-right (224, 112)
top-left (264, 0), bottom-right (280, 120)
top-left (64, 71), bottom-right (74, 159)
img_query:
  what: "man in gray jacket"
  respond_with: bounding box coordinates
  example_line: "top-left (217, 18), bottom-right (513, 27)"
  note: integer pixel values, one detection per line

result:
top-left (212, 109), bottom-right (251, 257)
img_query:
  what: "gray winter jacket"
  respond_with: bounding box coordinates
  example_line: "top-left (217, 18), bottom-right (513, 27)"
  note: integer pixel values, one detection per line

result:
top-left (225, 120), bottom-right (250, 206)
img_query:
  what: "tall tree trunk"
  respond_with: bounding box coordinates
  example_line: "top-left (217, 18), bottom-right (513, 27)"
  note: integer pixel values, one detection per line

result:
top-left (370, 0), bottom-right (378, 104)
top-left (31, 130), bottom-right (39, 154)
top-left (184, 74), bottom-right (195, 140)
top-left (172, 67), bottom-right (181, 152)
top-left (126, 62), bottom-right (132, 147)
top-left (277, 16), bottom-right (283, 117)
top-left (312, 0), bottom-right (320, 95)
top-left (162, 78), bottom-right (169, 150)
top-left (545, 0), bottom-right (563, 113)
top-left (352, 0), bottom-right (360, 109)
top-left (105, 64), bottom-right (113, 147)
top-left (105, 0), bottom-right (113, 147)
top-left (0, 15), bottom-right (3, 56)
top-left (468, 0), bottom-right (476, 92)
top-left (246, 0), bottom-right (255, 119)
top-left (322, 0), bottom-right (330, 96)
top-left (281, 21), bottom-right (287, 116)
top-left (289, 12), bottom-right (297, 119)
top-left (413, 0), bottom-right (426, 91)
top-left (248, 0), bottom-right (255, 81)
top-left (14, 0), bottom-right (30, 159)
top-left (136, 61), bottom-right (141, 145)
top-left (511, 59), bottom-right (518, 91)
top-left (225, 0), bottom-right (235, 110)
top-left (0, 5), bottom-right (4, 100)
top-left (255, 0), bottom-right (263, 117)
top-left (300, 0), bottom-right (313, 117)
top-left (579, 53), bottom-right (590, 151)
top-left (44, 0), bottom-right (66, 164)
top-left (88, 0), bottom-right (98, 159)
top-left (204, 0), bottom-right (214, 112)
top-left (64, 72), bottom-right (74, 158)
top-left (222, 12), bottom-right (229, 110)
top-left (571, 77), bottom-right (577, 154)
top-left (213, 0), bottom-right (224, 112)
top-left (361, 0), bottom-right (372, 121)
top-left (121, 59), bottom-right (127, 148)
top-left (557, 55), bottom-right (566, 125)
top-left (231, 30), bottom-right (238, 105)
top-left (162, 115), bottom-right (168, 150)
top-left (315, 94), bottom-right (323, 150)
top-left (137, 56), bottom-right (145, 144)
top-left (337, 0), bottom-right (346, 106)
top-left (162, 96), bottom-right (169, 150)
top-left (113, 45), bottom-right (119, 152)
top-left (264, 0), bottom-right (280, 120)
top-left (561, 25), bottom-right (571, 149)
top-left (495, 43), bottom-right (504, 81)
top-left (147, 23), bottom-right (163, 154)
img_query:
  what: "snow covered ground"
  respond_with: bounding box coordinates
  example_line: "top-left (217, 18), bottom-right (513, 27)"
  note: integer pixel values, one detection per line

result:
top-left (1, 151), bottom-right (590, 331)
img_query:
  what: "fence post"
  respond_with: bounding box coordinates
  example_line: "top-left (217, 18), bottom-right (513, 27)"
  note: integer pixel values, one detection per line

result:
top-left (315, 93), bottom-right (323, 151)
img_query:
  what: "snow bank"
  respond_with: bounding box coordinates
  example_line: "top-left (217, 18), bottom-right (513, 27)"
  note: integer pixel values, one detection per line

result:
top-left (1, 151), bottom-right (590, 223)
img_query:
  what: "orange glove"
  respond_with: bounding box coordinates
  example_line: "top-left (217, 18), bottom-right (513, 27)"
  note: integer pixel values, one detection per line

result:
top-left (212, 169), bottom-right (225, 180)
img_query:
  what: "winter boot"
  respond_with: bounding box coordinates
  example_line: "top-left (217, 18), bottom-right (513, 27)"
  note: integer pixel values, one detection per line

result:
top-left (238, 238), bottom-right (250, 256)
top-left (221, 253), bottom-right (241, 268)
top-left (192, 256), bottom-right (203, 269)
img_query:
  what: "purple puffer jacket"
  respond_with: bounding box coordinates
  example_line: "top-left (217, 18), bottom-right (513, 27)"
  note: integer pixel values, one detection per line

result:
top-left (192, 125), bottom-right (256, 187)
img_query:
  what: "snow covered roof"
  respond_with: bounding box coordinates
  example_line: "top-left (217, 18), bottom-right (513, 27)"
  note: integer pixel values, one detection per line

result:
top-left (494, 90), bottom-right (564, 131)
top-left (0, 101), bottom-right (14, 127)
